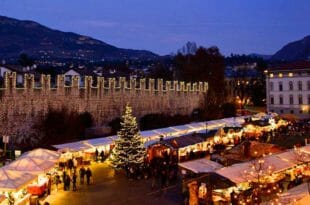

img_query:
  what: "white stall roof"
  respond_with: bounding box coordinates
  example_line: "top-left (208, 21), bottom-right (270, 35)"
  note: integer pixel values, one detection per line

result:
top-left (53, 141), bottom-right (92, 152)
top-left (86, 137), bottom-right (114, 147)
top-left (216, 151), bottom-right (299, 184)
top-left (278, 183), bottom-right (309, 204)
top-left (6, 157), bottom-right (56, 174)
top-left (171, 125), bottom-right (195, 132)
top-left (21, 148), bottom-right (60, 161)
top-left (263, 155), bottom-right (295, 173)
top-left (178, 158), bottom-right (223, 174)
top-left (152, 127), bottom-right (178, 135)
top-left (0, 168), bottom-right (37, 191)
top-left (188, 122), bottom-right (206, 129)
top-left (300, 145), bottom-right (310, 154)
top-left (275, 149), bottom-right (310, 164)
top-left (140, 130), bottom-right (159, 139)
top-left (216, 162), bottom-right (253, 184)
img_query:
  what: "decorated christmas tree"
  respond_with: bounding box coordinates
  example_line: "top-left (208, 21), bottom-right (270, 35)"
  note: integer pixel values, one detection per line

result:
top-left (110, 105), bottom-right (146, 170)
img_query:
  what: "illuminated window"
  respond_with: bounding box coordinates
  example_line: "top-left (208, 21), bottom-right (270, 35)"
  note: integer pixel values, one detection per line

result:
top-left (288, 72), bottom-right (293, 77)
top-left (278, 73), bottom-right (283, 77)
top-left (269, 73), bottom-right (274, 78)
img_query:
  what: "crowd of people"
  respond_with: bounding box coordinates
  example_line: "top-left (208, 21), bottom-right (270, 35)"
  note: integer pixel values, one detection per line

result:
top-left (54, 160), bottom-right (93, 193)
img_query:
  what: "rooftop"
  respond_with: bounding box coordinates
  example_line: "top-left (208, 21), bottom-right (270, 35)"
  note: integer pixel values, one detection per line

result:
top-left (269, 61), bottom-right (310, 71)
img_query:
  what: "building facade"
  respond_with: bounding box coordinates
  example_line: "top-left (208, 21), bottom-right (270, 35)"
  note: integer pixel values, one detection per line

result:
top-left (266, 61), bottom-right (310, 119)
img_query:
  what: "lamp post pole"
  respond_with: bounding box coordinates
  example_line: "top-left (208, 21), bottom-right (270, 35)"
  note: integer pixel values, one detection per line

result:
top-left (2, 135), bottom-right (9, 157)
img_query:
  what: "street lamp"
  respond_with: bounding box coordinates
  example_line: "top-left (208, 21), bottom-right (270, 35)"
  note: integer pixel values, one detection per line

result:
top-left (2, 135), bottom-right (9, 157)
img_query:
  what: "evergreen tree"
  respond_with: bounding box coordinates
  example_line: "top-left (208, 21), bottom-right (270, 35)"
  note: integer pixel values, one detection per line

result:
top-left (110, 105), bottom-right (146, 170)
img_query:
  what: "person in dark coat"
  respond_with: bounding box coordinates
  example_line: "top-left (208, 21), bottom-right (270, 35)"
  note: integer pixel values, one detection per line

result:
top-left (72, 173), bottom-right (77, 191)
top-left (62, 171), bottom-right (67, 191)
top-left (95, 149), bottom-right (99, 161)
top-left (79, 166), bottom-right (85, 185)
top-left (100, 150), bottom-right (105, 162)
top-left (66, 175), bottom-right (71, 191)
top-left (86, 167), bottom-right (92, 185)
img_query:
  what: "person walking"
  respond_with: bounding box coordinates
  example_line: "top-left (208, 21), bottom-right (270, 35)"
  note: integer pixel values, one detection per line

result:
top-left (72, 173), bottom-right (77, 191)
top-left (86, 167), bottom-right (92, 185)
top-left (55, 173), bottom-right (60, 191)
top-left (62, 171), bottom-right (67, 191)
top-left (100, 150), bottom-right (105, 162)
top-left (95, 149), bottom-right (99, 162)
top-left (79, 166), bottom-right (86, 185)
top-left (66, 175), bottom-right (71, 191)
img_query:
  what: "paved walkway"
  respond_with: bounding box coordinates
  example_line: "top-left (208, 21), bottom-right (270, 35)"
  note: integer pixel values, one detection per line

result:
top-left (42, 162), bottom-right (182, 205)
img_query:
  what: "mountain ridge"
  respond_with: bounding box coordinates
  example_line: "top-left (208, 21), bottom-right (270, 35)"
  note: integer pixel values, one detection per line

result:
top-left (271, 35), bottom-right (310, 61)
top-left (0, 15), bottom-right (158, 62)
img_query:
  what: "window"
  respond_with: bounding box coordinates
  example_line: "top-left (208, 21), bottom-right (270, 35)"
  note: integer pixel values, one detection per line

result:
top-left (290, 110), bottom-right (294, 114)
top-left (298, 95), bottom-right (303, 104)
top-left (298, 81), bottom-right (302, 91)
top-left (280, 110), bottom-right (283, 114)
top-left (289, 81), bottom-right (293, 91)
top-left (270, 96), bottom-right (274, 105)
top-left (269, 82), bottom-right (274, 91)
top-left (279, 95), bottom-right (283, 105)
top-left (289, 95), bottom-right (294, 105)
top-left (279, 82), bottom-right (283, 91)
top-left (308, 81), bottom-right (310, 90)
top-left (308, 94), bottom-right (310, 104)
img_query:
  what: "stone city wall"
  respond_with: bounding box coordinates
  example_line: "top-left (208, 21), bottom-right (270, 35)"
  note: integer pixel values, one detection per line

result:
top-left (0, 72), bottom-right (208, 141)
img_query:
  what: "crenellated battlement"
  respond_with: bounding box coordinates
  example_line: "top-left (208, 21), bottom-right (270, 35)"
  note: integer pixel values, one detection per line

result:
top-left (1, 72), bottom-right (208, 93)
top-left (0, 72), bottom-right (207, 142)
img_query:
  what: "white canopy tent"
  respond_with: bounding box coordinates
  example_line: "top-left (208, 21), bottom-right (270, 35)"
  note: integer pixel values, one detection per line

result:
top-left (53, 141), bottom-right (92, 152)
top-left (278, 183), bottom-right (309, 204)
top-left (178, 158), bottom-right (223, 174)
top-left (21, 148), bottom-right (60, 161)
top-left (152, 127), bottom-right (179, 137)
top-left (216, 162), bottom-right (254, 184)
top-left (140, 130), bottom-right (159, 140)
top-left (86, 137), bottom-right (114, 148)
top-left (216, 147), bottom-right (309, 184)
top-left (5, 157), bottom-right (56, 174)
top-left (0, 168), bottom-right (37, 191)
top-left (171, 125), bottom-right (196, 135)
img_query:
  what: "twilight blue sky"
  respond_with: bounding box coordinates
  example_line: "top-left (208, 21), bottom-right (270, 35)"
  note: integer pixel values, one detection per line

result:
top-left (0, 0), bottom-right (309, 55)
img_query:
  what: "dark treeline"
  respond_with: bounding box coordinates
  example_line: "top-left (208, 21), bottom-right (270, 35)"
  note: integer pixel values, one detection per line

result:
top-left (32, 107), bottom-right (94, 147)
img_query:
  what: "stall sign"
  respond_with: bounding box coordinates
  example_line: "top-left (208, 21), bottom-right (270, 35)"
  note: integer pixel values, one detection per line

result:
top-left (15, 150), bottom-right (21, 158)
top-left (2, 135), bottom-right (9, 144)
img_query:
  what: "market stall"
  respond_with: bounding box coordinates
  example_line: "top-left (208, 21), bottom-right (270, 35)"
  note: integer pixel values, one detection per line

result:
top-left (5, 157), bottom-right (57, 197)
top-left (147, 133), bottom-right (209, 162)
top-left (20, 148), bottom-right (60, 162)
top-left (277, 183), bottom-right (310, 204)
top-left (0, 168), bottom-right (36, 205)
top-left (178, 158), bottom-right (223, 174)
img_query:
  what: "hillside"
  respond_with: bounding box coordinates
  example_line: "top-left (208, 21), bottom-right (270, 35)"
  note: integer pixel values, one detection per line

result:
top-left (271, 35), bottom-right (310, 61)
top-left (0, 16), bottom-right (158, 62)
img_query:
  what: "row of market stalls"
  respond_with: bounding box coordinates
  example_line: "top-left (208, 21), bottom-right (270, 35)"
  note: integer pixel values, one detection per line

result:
top-left (52, 115), bottom-right (251, 160)
top-left (52, 112), bottom-right (287, 164)
top-left (0, 149), bottom-right (60, 205)
top-left (179, 145), bottom-right (310, 203)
